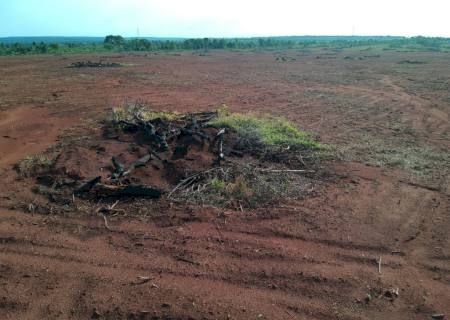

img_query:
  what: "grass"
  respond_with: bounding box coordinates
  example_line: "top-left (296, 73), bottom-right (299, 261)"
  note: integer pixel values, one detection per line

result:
top-left (208, 108), bottom-right (321, 151)
top-left (172, 164), bottom-right (314, 209)
top-left (366, 141), bottom-right (448, 176)
top-left (338, 134), bottom-right (450, 187)
top-left (111, 103), bottom-right (181, 123)
top-left (14, 154), bottom-right (53, 177)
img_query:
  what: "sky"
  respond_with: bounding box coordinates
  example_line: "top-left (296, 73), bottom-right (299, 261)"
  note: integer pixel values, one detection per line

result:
top-left (1, 0), bottom-right (449, 38)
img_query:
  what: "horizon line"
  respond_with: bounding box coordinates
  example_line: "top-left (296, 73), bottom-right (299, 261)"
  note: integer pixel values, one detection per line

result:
top-left (1, 34), bottom-right (445, 39)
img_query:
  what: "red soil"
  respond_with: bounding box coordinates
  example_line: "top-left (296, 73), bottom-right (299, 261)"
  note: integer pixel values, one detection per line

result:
top-left (0, 50), bottom-right (449, 320)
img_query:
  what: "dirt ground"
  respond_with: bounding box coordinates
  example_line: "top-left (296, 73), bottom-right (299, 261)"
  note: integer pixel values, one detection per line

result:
top-left (0, 49), bottom-right (449, 320)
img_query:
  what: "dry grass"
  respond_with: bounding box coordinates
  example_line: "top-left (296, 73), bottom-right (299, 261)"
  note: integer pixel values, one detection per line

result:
top-left (14, 154), bottom-right (53, 177)
top-left (111, 101), bottom-right (181, 123)
top-left (170, 164), bottom-right (314, 209)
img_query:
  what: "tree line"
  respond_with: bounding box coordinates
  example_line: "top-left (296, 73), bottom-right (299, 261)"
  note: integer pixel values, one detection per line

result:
top-left (0, 35), bottom-right (449, 55)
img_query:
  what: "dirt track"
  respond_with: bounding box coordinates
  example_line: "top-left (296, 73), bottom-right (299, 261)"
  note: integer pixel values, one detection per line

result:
top-left (0, 50), bottom-right (449, 319)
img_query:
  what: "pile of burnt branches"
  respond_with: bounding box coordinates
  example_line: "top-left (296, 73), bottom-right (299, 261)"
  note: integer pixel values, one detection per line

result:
top-left (25, 101), bottom-right (319, 211)
top-left (73, 102), bottom-right (227, 199)
top-left (68, 60), bottom-right (121, 68)
top-left (110, 102), bottom-right (217, 152)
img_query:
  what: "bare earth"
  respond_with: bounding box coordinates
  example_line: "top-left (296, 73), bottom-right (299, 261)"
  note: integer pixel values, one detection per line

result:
top-left (0, 50), bottom-right (449, 320)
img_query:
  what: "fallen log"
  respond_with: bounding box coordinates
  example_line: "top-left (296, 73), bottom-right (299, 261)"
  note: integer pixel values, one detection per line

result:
top-left (91, 184), bottom-right (163, 198)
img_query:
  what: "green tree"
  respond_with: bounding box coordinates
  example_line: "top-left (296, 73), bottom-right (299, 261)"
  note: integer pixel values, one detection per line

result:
top-left (104, 35), bottom-right (125, 48)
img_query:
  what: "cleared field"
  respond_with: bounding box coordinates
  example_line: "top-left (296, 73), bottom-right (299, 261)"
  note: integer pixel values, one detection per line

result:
top-left (0, 49), bottom-right (449, 320)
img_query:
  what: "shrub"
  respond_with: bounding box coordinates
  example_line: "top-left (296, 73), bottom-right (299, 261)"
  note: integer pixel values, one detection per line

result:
top-left (210, 177), bottom-right (226, 192)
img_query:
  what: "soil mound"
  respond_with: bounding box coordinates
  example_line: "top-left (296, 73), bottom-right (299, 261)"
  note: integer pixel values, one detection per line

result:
top-left (17, 102), bottom-right (321, 214)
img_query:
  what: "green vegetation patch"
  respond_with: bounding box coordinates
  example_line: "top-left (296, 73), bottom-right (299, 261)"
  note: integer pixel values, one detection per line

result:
top-left (208, 108), bottom-right (321, 151)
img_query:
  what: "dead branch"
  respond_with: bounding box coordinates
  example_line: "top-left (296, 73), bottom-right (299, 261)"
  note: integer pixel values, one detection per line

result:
top-left (74, 176), bottom-right (101, 194)
top-left (258, 169), bottom-right (315, 173)
top-left (92, 184), bottom-right (163, 198)
top-left (378, 256), bottom-right (382, 274)
top-left (112, 156), bottom-right (125, 172)
top-left (123, 154), bottom-right (151, 176)
top-left (167, 167), bottom-right (222, 199)
top-left (103, 214), bottom-right (111, 230)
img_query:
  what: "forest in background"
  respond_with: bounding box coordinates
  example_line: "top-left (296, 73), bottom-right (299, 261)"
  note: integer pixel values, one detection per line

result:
top-left (0, 35), bottom-right (449, 55)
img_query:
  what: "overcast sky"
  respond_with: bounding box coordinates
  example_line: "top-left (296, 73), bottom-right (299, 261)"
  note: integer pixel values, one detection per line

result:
top-left (1, 0), bottom-right (449, 38)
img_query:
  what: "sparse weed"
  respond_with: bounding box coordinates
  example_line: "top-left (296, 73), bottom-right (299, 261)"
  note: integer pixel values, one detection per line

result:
top-left (14, 154), bottom-right (53, 177)
top-left (338, 134), bottom-right (450, 186)
top-left (111, 102), bottom-right (181, 123)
